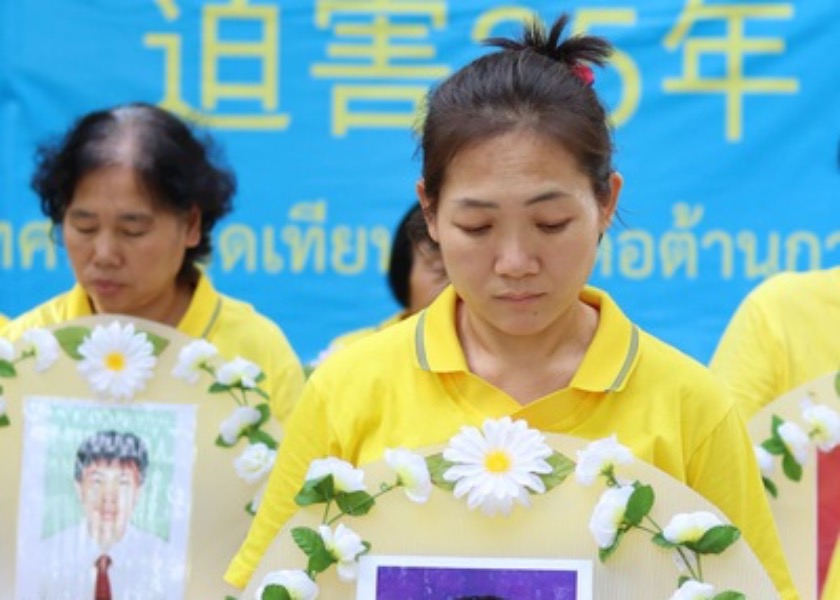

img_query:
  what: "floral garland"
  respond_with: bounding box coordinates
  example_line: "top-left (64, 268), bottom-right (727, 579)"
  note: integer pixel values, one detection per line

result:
top-left (255, 418), bottom-right (745, 600)
top-left (0, 322), bottom-right (277, 513)
top-left (753, 384), bottom-right (840, 498)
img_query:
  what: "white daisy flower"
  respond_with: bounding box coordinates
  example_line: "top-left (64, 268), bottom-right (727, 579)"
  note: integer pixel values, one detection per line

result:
top-left (256, 569), bottom-right (318, 600)
top-left (753, 445), bottom-right (775, 478)
top-left (669, 579), bottom-right (716, 600)
top-left (20, 327), bottom-right (60, 372)
top-left (575, 434), bottom-right (634, 486)
top-left (778, 420), bottom-right (811, 465)
top-left (0, 337), bottom-right (15, 362)
top-left (216, 356), bottom-right (262, 388)
top-left (442, 417), bottom-right (553, 516)
top-left (77, 322), bottom-right (156, 400)
top-left (234, 442), bottom-right (277, 484)
top-left (171, 339), bottom-right (218, 384)
top-left (662, 511), bottom-right (724, 545)
top-left (305, 457), bottom-right (366, 493)
top-left (219, 405), bottom-right (262, 445)
top-left (384, 447), bottom-right (432, 503)
top-left (801, 401), bottom-right (840, 452)
top-left (589, 484), bottom-right (635, 548)
top-left (318, 523), bottom-right (366, 582)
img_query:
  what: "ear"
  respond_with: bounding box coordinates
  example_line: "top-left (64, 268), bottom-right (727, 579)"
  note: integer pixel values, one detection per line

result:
top-left (599, 171), bottom-right (622, 233)
top-left (416, 179), bottom-right (439, 243)
top-left (184, 205), bottom-right (202, 249)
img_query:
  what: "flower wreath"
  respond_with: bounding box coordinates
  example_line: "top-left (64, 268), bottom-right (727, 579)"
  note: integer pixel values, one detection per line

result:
top-left (753, 375), bottom-right (840, 498)
top-left (0, 322), bottom-right (278, 513)
top-left (255, 418), bottom-right (745, 600)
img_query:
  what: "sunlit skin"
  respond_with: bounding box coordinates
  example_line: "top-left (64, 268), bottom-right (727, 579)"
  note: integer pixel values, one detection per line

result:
top-left (63, 164), bottom-right (201, 326)
top-left (418, 129), bottom-right (621, 403)
top-left (75, 461), bottom-right (143, 551)
top-left (407, 242), bottom-right (448, 315)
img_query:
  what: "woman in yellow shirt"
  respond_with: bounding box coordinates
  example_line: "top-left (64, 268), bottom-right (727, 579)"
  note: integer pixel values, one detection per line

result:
top-left (226, 14), bottom-right (797, 598)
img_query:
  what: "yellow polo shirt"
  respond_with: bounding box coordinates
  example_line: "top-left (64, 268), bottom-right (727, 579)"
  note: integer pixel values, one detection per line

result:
top-left (226, 285), bottom-right (796, 599)
top-left (711, 267), bottom-right (840, 599)
top-left (0, 273), bottom-right (304, 422)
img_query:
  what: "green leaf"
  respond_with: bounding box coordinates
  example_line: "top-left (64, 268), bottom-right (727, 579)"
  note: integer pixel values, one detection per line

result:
top-left (598, 530), bottom-right (624, 562)
top-left (688, 524), bottom-right (741, 555)
top-left (208, 382), bottom-right (230, 394)
top-left (0, 414), bottom-right (10, 428)
top-left (763, 476), bottom-right (778, 498)
top-left (770, 414), bottom-right (785, 433)
top-left (53, 326), bottom-right (90, 360)
top-left (761, 437), bottom-right (786, 456)
top-left (0, 360), bottom-right (16, 378)
top-left (336, 490), bottom-right (375, 516)
top-left (261, 584), bottom-right (292, 600)
top-left (712, 592), bottom-right (746, 600)
top-left (624, 484), bottom-right (654, 526)
top-left (295, 474), bottom-right (334, 506)
top-left (256, 371), bottom-right (267, 384)
top-left (142, 331), bottom-right (170, 356)
top-left (253, 386), bottom-right (270, 400)
top-left (247, 428), bottom-right (278, 450)
top-left (652, 532), bottom-right (678, 549)
top-left (426, 453), bottom-right (455, 491)
top-left (255, 402), bottom-right (272, 426)
top-left (215, 434), bottom-right (236, 448)
top-left (782, 453), bottom-right (803, 482)
top-left (291, 527), bottom-right (335, 575)
top-left (244, 500), bottom-right (256, 515)
top-left (538, 451), bottom-right (575, 492)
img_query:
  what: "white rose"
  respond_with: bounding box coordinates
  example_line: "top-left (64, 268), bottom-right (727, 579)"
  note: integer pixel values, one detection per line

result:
top-left (216, 356), bottom-right (262, 388)
top-left (234, 443), bottom-right (277, 484)
top-left (669, 579), bottom-right (716, 600)
top-left (753, 445), bottom-right (775, 478)
top-left (305, 457), bottom-right (366, 493)
top-left (778, 421), bottom-right (811, 465)
top-left (256, 569), bottom-right (318, 600)
top-left (219, 406), bottom-right (262, 445)
top-left (588, 485), bottom-right (634, 548)
top-left (318, 523), bottom-right (366, 582)
top-left (802, 402), bottom-right (840, 452)
top-left (0, 337), bottom-right (15, 362)
top-left (385, 447), bottom-right (432, 503)
top-left (21, 328), bottom-right (60, 371)
top-left (171, 339), bottom-right (218, 384)
top-left (575, 434), bottom-right (634, 486)
top-left (663, 511), bottom-right (723, 544)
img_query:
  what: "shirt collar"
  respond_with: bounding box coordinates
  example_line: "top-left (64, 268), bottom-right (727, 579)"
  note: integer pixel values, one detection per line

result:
top-left (414, 285), bottom-right (640, 392)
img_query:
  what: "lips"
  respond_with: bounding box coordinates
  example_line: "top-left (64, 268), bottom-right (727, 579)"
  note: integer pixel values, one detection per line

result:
top-left (90, 279), bottom-right (123, 296)
top-left (496, 292), bottom-right (543, 302)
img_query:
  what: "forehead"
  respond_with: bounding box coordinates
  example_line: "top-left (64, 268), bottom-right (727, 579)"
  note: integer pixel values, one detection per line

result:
top-left (82, 459), bottom-right (140, 478)
top-left (69, 164), bottom-right (157, 212)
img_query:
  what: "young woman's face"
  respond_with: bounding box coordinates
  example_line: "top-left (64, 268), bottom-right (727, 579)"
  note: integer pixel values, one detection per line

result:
top-left (419, 129), bottom-right (620, 340)
top-left (62, 164), bottom-right (200, 323)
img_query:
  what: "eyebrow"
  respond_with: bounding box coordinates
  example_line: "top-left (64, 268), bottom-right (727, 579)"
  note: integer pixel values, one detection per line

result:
top-left (455, 190), bottom-right (572, 209)
top-left (66, 207), bottom-right (154, 224)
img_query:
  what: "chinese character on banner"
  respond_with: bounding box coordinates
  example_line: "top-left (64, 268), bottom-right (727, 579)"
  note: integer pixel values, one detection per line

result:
top-left (144, 0), bottom-right (290, 130)
top-left (311, 0), bottom-right (451, 137)
top-left (663, 0), bottom-right (799, 142)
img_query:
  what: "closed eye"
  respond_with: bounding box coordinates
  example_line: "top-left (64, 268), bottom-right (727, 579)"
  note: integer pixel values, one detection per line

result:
top-left (539, 220), bottom-right (571, 233)
top-left (457, 224), bottom-right (491, 236)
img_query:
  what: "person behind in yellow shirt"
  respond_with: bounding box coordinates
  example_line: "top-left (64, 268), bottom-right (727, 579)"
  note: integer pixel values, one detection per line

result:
top-left (711, 267), bottom-right (840, 598)
top-left (314, 202), bottom-right (447, 361)
top-left (0, 102), bottom-right (304, 422)
top-left (225, 14), bottom-right (797, 598)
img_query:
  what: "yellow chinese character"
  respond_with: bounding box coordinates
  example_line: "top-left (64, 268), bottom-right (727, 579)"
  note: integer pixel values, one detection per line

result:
top-left (664, 0), bottom-right (798, 142)
top-left (144, 0), bottom-right (290, 130)
top-left (311, 0), bottom-right (451, 136)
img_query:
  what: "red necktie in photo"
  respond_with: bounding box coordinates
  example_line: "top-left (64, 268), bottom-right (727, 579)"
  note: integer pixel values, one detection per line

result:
top-left (94, 554), bottom-right (112, 600)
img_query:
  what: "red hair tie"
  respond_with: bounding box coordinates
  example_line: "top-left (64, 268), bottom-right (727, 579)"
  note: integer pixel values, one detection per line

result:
top-left (571, 62), bottom-right (595, 87)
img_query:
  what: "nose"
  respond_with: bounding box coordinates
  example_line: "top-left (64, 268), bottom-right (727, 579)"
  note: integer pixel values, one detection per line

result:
top-left (494, 233), bottom-right (538, 278)
top-left (92, 232), bottom-right (122, 268)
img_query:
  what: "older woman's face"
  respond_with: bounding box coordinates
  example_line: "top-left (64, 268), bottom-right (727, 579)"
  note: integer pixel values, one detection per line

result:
top-left (62, 164), bottom-right (200, 324)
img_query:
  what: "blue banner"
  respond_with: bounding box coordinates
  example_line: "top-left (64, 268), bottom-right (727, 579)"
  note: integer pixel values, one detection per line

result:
top-left (1, 0), bottom-right (837, 364)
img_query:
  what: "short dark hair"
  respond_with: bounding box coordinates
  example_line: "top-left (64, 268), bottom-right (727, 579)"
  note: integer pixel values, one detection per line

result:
top-left (387, 202), bottom-right (436, 308)
top-left (74, 430), bottom-right (149, 484)
top-left (419, 14), bottom-right (614, 212)
top-left (31, 102), bottom-right (235, 282)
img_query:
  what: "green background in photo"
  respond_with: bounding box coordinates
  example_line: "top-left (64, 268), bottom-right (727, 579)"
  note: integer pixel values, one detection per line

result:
top-left (40, 403), bottom-right (181, 541)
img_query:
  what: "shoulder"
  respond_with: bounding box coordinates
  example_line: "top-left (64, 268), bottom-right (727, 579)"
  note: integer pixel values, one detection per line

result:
top-left (0, 291), bottom-right (74, 340)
